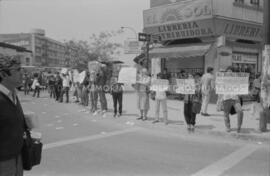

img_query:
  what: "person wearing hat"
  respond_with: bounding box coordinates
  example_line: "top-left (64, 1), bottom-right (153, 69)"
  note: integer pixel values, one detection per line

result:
top-left (0, 55), bottom-right (25, 175)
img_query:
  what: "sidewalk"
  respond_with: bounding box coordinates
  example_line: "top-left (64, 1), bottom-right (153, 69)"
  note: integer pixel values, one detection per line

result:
top-left (119, 92), bottom-right (270, 142)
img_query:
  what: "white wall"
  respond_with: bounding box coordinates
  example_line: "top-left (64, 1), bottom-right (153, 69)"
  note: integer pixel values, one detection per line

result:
top-left (213, 0), bottom-right (263, 23)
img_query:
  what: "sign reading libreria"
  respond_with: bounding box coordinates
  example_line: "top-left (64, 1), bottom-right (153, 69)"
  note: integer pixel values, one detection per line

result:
top-left (215, 72), bottom-right (249, 95)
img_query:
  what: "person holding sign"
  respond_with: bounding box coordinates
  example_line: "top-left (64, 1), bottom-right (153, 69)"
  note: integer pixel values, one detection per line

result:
top-left (152, 73), bottom-right (169, 125)
top-left (183, 73), bottom-right (202, 132)
top-left (201, 67), bottom-right (214, 116)
top-left (133, 68), bottom-right (151, 121)
top-left (111, 77), bottom-right (124, 117)
top-left (221, 67), bottom-right (244, 133)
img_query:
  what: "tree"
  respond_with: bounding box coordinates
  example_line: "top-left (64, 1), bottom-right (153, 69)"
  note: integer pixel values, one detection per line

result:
top-left (64, 30), bottom-right (123, 70)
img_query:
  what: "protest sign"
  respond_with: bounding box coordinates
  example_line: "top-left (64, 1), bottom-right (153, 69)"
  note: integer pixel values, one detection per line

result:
top-left (88, 61), bottom-right (101, 73)
top-left (118, 67), bottom-right (137, 84)
top-left (72, 69), bottom-right (79, 83)
top-left (150, 79), bottom-right (169, 91)
top-left (175, 79), bottom-right (195, 94)
top-left (78, 71), bottom-right (86, 84)
top-left (137, 75), bottom-right (151, 85)
top-left (215, 72), bottom-right (249, 95)
top-left (61, 68), bottom-right (68, 74)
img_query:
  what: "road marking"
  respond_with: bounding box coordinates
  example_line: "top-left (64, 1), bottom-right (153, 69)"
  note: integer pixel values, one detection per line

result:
top-left (43, 128), bottom-right (139, 150)
top-left (191, 145), bottom-right (259, 176)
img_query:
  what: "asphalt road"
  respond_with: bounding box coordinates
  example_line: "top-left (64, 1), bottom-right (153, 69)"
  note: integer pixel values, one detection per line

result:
top-left (19, 92), bottom-right (270, 176)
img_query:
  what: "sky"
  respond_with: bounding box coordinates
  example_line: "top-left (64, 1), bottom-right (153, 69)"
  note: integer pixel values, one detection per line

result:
top-left (0, 0), bottom-right (149, 65)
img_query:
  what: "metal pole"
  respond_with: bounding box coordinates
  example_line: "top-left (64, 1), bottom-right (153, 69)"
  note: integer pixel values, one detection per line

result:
top-left (263, 0), bottom-right (270, 45)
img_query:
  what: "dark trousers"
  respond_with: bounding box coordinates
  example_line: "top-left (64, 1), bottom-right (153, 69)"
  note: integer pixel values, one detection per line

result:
top-left (0, 155), bottom-right (23, 176)
top-left (112, 92), bottom-right (123, 115)
top-left (184, 102), bottom-right (196, 126)
top-left (55, 86), bottom-right (62, 101)
top-left (60, 87), bottom-right (69, 103)
top-left (98, 90), bottom-right (107, 111)
top-left (33, 87), bottom-right (40, 98)
top-left (24, 85), bottom-right (29, 95)
top-left (49, 85), bottom-right (55, 98)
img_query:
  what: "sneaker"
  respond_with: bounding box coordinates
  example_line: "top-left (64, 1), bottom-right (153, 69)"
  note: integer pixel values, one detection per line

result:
top-left (117, 114), bottom-right (121, 117)
top-left (201, 113), bottom-right (210, 116)
top-left (190, 125), bottom-right (195, 132)
top-left (93, 111), bottom-right (98, 116)
top-left (226, 128), bottom-right (231, 133)
top-left (237, 128), bottom-right (241, 133)
top-left (137, 117), bottom-right (143, 120)
top-left (113, 114), bottom-right (117, 118)
top-left (102, 113), bottom-right (106, 118)
top-left (152, 120), bottom-right (159, 124)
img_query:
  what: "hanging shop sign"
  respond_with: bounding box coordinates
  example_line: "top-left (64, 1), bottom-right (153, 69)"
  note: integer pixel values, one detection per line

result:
top-left (144, 19), bottom-right (214, 41)
top-left (143, 0), bottom-right (212, 28)
top-left (215, 19), bottom-right (263, 42)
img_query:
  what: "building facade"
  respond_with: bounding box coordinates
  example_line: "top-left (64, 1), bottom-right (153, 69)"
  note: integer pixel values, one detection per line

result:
top-left (0, 42), bottom-right (32, 66)
top-left (0, 29), bottom-right (71, 67)
top-left (143, 0), bottom-right (263, 78)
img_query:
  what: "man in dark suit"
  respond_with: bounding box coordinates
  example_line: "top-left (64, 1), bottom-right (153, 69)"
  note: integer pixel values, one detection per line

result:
top-left (0, 55), bottom-right (25, 176)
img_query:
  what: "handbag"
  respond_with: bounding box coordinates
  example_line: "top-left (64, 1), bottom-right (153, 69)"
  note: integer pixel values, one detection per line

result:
top-left (192, 102), bottom-right (202, 114)
top-left (22, 122), bottom-right (42, 170)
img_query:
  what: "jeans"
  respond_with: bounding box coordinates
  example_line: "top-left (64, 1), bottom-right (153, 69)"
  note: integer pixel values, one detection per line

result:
top-left (90, 91), bottom-right (98, 112)
top-left (223, 99), bottom-right (243, 130)
top-left (49, 85), bottom-right (55, 98)
top-left (60, 87), bottom-right (69, 103)
top-left (98, 90), bottom-right (107, 111)
top-left (155, 99), bottom-right (168, 122)
top-left (33, 87), bottom-right (40, 98)
top-left (201, 92), bottom-right (210, 114)
top-left (112, 92), bottom-right (123, 115)
top-left (0, 155), bottom-right (23, 176)
top-left (184, 102), bottom-right (196, 126)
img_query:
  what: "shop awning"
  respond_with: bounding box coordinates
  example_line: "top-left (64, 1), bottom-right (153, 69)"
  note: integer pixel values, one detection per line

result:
top-left (149, 44), bottom-right (212, 58)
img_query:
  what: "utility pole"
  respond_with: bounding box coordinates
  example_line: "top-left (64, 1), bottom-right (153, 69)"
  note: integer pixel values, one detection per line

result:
top-left (259, 0), bottom-right (270, 132)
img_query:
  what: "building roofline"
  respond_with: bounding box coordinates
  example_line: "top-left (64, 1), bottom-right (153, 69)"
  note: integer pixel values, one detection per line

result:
top-left (0, 42), bottom-right (32, 53)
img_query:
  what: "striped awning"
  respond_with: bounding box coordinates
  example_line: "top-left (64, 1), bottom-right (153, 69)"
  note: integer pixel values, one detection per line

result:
top-left (149, 44), bottom-right (212, 58)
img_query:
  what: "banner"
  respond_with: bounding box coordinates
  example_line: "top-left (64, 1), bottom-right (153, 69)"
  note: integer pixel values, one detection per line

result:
top-left (118, 67), bottom-right (137, 84)
top-left (88, 61), bottom-right (101, 73)
top-left (215, 72), bottom-right (249, 95)
top-left (61, 68), bottom-right (68, 74)
top-left (73, 69), bottom-right (79, 83)
top-left (78, 71), bottom-right (86, 84)
top-left (150, 79), bottom-right (169, 91)
top-left (176, 79), bottom-right (195, 94)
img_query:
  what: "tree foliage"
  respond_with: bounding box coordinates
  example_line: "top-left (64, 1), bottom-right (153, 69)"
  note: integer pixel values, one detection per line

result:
top-left (64, 30), bottom-right (123, 70)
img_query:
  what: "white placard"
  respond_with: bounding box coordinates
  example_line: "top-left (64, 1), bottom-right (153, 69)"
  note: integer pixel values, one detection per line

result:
top-left (61, 68), bottom-right (68, 74)
top-left (176, 79), bottom-right (195, 94)
top-left (150, 79), bottom-right (169, 91)
top-left (118, 67), bottom-right (137, 84)
top-left (215, 72), bottom-right (249, 95)
top-left (78, 71), bottom-right (86, 84)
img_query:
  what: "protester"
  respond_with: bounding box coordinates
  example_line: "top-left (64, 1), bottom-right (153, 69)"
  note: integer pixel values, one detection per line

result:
top-left (48, 75), bottom-right (56, 99)
top-left (221, 66), bottom-right (244, 133)
top-left (133, 68), bottom-right (150, 121)
top-left (32, 73), bottom-right (40, 98)
top-left (54, 73), bottom-right (62, 102)
top-left (23, 73), bottom-right (30, 95)
top-left (250, 73), bottom-right (262, 117)
top-left (60, 73), bottom-right (70, 103)
top-left (183, 73), bottom-right (202, 132)
top-left (0, 55), bottom-right (25, 176)
top-left (201, 67), bottom-right (214, 116)
top-left (111, 77), bottom-right (124, 117)
top-left (152, 73), bottom-right (169, 125)
top-left (81, 78), bottom-right (89, 106)
top-left (96, 68), bottom-right (108, 115)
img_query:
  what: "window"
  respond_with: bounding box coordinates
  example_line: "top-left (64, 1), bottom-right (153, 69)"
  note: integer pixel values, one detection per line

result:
top-left (235, 0), bottom-right (244, 3)
top-left (250, 0), bottom-right (259, 6)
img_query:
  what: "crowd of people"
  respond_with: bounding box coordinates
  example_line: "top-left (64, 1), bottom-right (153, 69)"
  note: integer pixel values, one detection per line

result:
top-left (20, 64), bottom-right (270, 134)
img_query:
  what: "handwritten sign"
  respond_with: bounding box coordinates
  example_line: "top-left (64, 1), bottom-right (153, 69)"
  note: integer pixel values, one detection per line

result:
top-left (118, 67), bottom-right (137, 84)
top-left (150, 79), bottom-right (169, 91)
top-left (78, 71), bottom-right (86, 84)
top-left (61, 68), bottom-right (68, 74)
top-left (215, 72), bottom-right (249, 95)
top-left (176, 79), bottom-right (195, 94)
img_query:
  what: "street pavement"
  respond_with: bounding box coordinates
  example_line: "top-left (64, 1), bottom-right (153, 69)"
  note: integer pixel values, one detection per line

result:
top-left (18, 91), bottom-right (270, 176)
